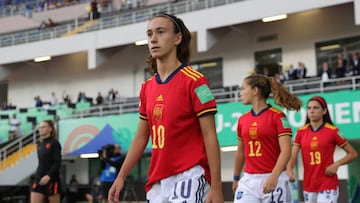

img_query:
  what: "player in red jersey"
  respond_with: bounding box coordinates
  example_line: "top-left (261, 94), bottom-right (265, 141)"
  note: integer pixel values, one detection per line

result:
top-left (108, 13), bottom-right (224, 203)
top-left (287, 96), bottom-right (357, 203)
top-left (233, 74), bottom-right (302, 203)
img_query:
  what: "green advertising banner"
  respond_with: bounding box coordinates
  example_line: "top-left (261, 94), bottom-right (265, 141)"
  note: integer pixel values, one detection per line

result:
top-left (59, 90), bottom-right (360, 154)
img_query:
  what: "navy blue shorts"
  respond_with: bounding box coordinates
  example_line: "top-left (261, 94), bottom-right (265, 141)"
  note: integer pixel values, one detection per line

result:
top-left (31, 178), bottom-right (61, 196)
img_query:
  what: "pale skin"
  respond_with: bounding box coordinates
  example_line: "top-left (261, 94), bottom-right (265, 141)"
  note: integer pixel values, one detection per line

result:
top-left (232, 79), bottom-right (291, 194)
top-left (108, 16), bottom-right (224, 203)
top-left (30, 122), bottom-right (60, 203)
top-left (286, 100), bottom-right (358, 182)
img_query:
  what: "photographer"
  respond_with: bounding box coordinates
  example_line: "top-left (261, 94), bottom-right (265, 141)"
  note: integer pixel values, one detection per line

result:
top-left (99, 144), bottom-right (125, 203)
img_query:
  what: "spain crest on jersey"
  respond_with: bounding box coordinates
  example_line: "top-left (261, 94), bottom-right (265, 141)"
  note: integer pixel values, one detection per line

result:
top-left (153, 104), bottom-right (164, 121)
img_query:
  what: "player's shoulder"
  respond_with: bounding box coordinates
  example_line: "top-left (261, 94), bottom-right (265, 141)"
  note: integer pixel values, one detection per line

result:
top-left (143, 75), bottom-right (155, 85)
top-left (268, 106), bottom-right (286, 116)
top-left (179, 65), bottom-right (206, 81)
top-left (298, 123), bottom-right (310, 131)
top-left (323, 122), bottom-right (337, 131)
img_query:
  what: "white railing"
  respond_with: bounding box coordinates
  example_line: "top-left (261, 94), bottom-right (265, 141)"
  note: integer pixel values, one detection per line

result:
top-left (0, 0), bottom-right (244, 47)
top-left (0, 0), bottom-right (91, 17)
top-left (1, 75), bottom-right (359, 165)
top-left (65, 75), bottom-right (360, 119)
top-left (0, 129), bottom-right (38, 170)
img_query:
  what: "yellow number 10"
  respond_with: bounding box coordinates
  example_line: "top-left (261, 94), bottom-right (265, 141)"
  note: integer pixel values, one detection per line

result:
top-left (152, 125), bottom-right (165, 149)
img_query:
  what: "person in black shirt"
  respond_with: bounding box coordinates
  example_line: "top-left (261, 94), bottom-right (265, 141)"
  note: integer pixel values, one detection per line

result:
top-left (31, 120), bottom-right (62, 203)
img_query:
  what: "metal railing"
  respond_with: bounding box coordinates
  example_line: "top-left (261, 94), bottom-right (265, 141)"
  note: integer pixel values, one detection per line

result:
top-left (0, 130), bottom-right (38, 170)
top-left (0, 75), bottom-right (359, 165)
top-left (0, 0), bottom-right (244, 47)
top-left (65, 75), bottom-right (360, 119)
top-left (0, 0), bottom-right (91, 18)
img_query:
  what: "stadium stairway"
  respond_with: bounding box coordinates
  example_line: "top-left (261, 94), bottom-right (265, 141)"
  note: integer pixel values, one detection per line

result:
top-left (61, 19), bottom-right (99, 37)
top-left (0, 144), bottom-right (37, 185)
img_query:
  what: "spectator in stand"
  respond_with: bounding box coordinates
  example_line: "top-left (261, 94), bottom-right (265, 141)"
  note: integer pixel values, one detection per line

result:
top-left (62, 91), bottom-right (72, 105)
top-left (9, 114), bottom-right (21, 140)
top-left (96, 92), bottom-right (104, 105)
top-left (287, 64), bottom-right (298, 80)
top-left (1, 100), bottom-right (10, 110)
top-left (318, 61), bottom-right (331, 82)
top-left (297, 61), bottom-right (307, 79)
top-left (39, 18), bottom-right (57, 29)
top-left (86, 170), bottom-right (102, 203)
top-left (34, 96), bottom-right (43, 107)
top-left (335, 53), bottom-right (347, 85)
top-left (262, 67), bottom-right (270, 77)
top-left (90, 0), bottom-right (100, 20)
top-left (50, 92), bottom-right (58, 106)
top-left (107, 88), bottom-right (118, 101)
top-left (335, 53), bottom-right (347, 78)
top-left (77, 91), bottom-right (87, 103)
top-left (349, 51), bottom-right (360, 76)
top-left (67, 174), bottom-right (79, 203)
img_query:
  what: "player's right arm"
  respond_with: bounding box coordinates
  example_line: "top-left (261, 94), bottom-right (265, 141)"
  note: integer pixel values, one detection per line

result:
top-left (232, 138), bottom-right (245, 193)
top-left (286, 144), bottom-right (300, 182)
top-left (108, 119), bottom-right (150, 203)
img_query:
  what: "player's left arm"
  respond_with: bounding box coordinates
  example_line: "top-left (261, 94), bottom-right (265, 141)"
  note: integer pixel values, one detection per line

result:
top-left (48, 141), bottom-right (62, 179)
top-left (199, 114), bottom-right (224, 203)
top-left (325, 142), bottom-right (358, 176)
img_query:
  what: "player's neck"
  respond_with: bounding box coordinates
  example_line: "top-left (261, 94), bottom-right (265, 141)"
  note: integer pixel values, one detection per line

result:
top-left (251, 100), bottom-right (268, 115)
top-left (156, 58), bottom-right (181, 82)
top-left (310, 120), bottom-right (324, 131)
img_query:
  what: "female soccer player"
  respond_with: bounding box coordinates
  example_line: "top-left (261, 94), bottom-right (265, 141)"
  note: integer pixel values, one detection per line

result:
top-left (287, 96), bottom-right (357, 203)
top-left (31, 120), bottom-right (62, 203)
top-left (108, 13), bottom-right (224, 203)
top-left (233, 74), bottom-right (302, 203)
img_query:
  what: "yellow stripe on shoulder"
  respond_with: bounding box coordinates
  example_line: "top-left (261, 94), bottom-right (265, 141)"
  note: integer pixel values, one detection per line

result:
top-left (144, 75), bottom-right (154, 83)
top-left (324, 123), bottom-right (337, 130)
top-left (298, 124), bottom-right (310, 130)
top-left (269, 106), bottom-right (284, 115)
top-left (181, 66), bottom-right (204, 81)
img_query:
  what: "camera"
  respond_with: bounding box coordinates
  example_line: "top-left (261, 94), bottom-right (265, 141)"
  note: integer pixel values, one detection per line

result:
top-left (98, 144), bottom-right (115, 159)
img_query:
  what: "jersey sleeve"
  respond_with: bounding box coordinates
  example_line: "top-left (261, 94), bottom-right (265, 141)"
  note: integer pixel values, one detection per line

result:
top-left (275, 114), bottom-right (292, 137)
top-left (48, 140), bottom-right (62, 179)
top-left (191, 77), bottom-right (217, 117)
top-left (293, 130), bottom-right (302, 146)
top-left (237, 116), bottom-right (243, 141)
top-left (139, 82), bottom-right (147, 120)
top-left (334, 128), bottom-right (348, 147)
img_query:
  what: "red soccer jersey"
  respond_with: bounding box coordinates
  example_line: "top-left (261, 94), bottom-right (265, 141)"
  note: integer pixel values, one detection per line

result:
top-left (237, 106), bottom-right (292, 173)
top-left (139, 64), bottom-right (217, 192)
top-left (294, 123), bottom-right (348, 192)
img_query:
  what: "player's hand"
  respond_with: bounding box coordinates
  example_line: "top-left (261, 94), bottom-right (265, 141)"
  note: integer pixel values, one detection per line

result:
top-left (39, 175), bottom-right (50, 185)
top-left (232, 180), bottom-right (238, 194)
top-left (286, 168), bottom-right (296, 182)
top-left (263, 174), bottom-right (278, 194)
top-left (325, 163), bottom-right (339, 176)
top-left (108, 177), bottom-right (125, 203)
top-left (205, 187), bottom-right (224, 203)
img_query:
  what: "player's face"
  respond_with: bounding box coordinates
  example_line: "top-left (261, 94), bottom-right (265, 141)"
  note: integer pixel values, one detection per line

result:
top-left (239, 80), bottom-right (254, 105)
top-left (146, 17), bottom-right (181, 60)
top-left (39, 122), bottom-right (52, 137)
top-left (307, 100), bottom-right (326, 122)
